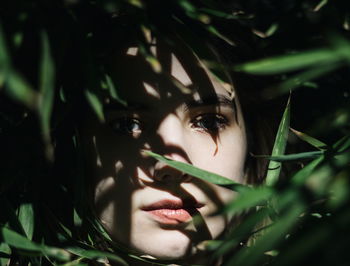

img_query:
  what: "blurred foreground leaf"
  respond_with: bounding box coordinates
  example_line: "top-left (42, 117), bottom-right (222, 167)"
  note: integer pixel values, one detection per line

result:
top-left (38, 32), bottom-right (55, 160)
top-left (85, 90), bottom-right (105, 122)
top-left (0, 227), bottom-right (70, 261)
top-left (67, 247), bottom-right (128, 265)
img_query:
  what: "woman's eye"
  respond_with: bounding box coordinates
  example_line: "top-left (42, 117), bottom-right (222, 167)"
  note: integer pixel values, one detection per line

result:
top-left (190, 114), bottom-right (228, 132)
top-left (109, 117), bottom-right (143, 135)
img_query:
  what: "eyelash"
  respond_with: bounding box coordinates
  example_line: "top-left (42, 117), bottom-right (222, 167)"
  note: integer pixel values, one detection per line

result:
top-left (190, 113), bottom-right (229, 133)
top-left (109, 113), bottom-right (229, 135)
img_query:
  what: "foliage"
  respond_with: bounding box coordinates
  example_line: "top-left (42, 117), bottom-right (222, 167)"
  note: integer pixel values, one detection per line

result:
top-left (0, 0), bottom-right (349, 265)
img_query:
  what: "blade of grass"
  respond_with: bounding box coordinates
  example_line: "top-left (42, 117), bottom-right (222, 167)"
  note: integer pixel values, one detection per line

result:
top-left (265, 97), bottom-right (290, 186)
top-left (256, 151), bottom-right (323, 162)
top-left (5, 70), bottom-right (40, 110)
top-left (227, 197), bottom-right (304, 266)
top-left (266, 62), bottom-right (340, 96)
top-left (0, 23), bottom-right (11, 87)
top-left (66, 247), bottom-right (128, 266)
top-left (222, 186), bottom-right (274, 214)
top-left (0, 227), bottom-right (70, 261)
top-left (290, 128), bottom-right (327, 150)
top-left (104, 74), bottom-right (127, 106)
top-left (144, 151), bottom-right (248, 191)
top-left (0, 242), bottom-right (10, 265)
top-left (0, 24), bottom-right (39, 109)
top-left (18, 203), bottom-right (34, 240)
top-left (38, 32), bottom-right (55, 160)
top-left (213, 208), bottom-right (270, 258)
top-left (235, 48), bottom-right (344, 75)
top-left (292, 155), bottom-right (324, 186)
top-left (85, 90), bottom-right (105, 122)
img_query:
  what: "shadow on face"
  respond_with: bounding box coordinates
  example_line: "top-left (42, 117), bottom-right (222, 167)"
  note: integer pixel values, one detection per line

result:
top-left (80, 37), bottom-right (247, 260)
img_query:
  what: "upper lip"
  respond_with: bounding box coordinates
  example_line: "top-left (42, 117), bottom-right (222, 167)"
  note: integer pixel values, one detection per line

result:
top-left (141, 199), bottom-right (204, 211)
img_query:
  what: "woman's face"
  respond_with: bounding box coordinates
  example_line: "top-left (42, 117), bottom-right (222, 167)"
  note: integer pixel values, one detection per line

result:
top-left (82, 42), bottom-right (247, 260)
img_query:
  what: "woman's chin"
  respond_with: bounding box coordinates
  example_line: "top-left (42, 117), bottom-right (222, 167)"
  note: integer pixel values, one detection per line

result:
top-left (131, 230), bottom-right (194, 261)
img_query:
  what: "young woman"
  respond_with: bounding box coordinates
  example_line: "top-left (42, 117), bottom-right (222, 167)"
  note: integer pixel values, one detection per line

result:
top-left (78, 34), bottom-right (272, 264)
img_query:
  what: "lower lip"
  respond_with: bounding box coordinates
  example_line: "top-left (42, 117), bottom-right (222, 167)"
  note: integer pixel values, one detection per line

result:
top-left (146, 208), bottom-right (193, 225)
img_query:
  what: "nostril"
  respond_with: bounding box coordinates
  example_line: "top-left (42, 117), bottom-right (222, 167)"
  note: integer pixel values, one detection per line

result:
top-left (161, 174), bottom-right (172, 182)
top-left (182, 174), bottom-right (192, 182)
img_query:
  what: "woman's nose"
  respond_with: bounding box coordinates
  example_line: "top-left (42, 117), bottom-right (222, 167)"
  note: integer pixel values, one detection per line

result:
top-left (156, 113), bottom-right (184, 147)
top-left (153, 114), bottom-right (191, 183)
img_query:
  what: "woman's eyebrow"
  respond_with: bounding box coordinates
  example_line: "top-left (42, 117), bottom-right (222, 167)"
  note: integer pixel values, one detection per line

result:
top-left (104, 94), bottom-right (234, 113)
top-left (183, 94), bottom-right (234, 110)
top-left (104, 101), bottom-right (150, 112)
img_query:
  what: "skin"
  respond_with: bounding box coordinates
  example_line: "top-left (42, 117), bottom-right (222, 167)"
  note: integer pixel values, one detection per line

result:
top-left (82, 40), bottom-right (247, 261)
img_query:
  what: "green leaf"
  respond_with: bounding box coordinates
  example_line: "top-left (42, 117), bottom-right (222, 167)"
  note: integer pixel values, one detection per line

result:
top-left (66, 247), bottom-right (128, 265)
top-left (105, 74), bottom-right (127, 106)
top-left (18, 203), bottom-right (34, 240)
top-left (269, 62), bottom-right (340, 96)
top-left (144, 151), bottom-right (247, 191)
top-left (0, 227), bottom-right (70, 261)
top-left (223, 186), bottom-right (274, 214)
top-left (0, 241), bottom-right (11, 265)
top-left (38, 32), bottom-right (55, 160)
top-left (258, 151), bottom-right (323, 162)
top-left (235, 48), bottom-right (344, 75)
top-left (313, 0), bottom-right (328, 11)
top-left (290, 128), bottom-right (327, 150)
top-left (199, 7), bottom-right (238, 19)
top-left (228, 198), bottom-right (304, 266)
top-left (0, 24), bottom-right (39, 109)
top-left (0, 23), bottom-right (11, 87)
top-left (206, 25), bottom-right (235, 46)
top-left (5, 71), bottom-right (39, 110)
top-left (85, 90), bottom-right (105, 122)
top-left (291, 156), bottom-right (324, 186)
top-left (73, 208), bottom-right (82, 228)
top-left (333, 134), bottom-right (350, 153)
top-left (178, 0), bottom-right (196, 13)
top-left (265, 98), bottom-right (290, 186)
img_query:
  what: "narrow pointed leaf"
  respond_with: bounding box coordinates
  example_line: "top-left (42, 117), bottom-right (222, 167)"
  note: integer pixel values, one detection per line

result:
top-left (290, 128), bottom-right (327, 150)
top-left (18, 203), bottom-right (34, 240)
top-left (66, 247), bottom-right (127, 265)
top-left (235, 48), bottom-right (343, 75)
top-left (229, 199), bottom-right (304, 266)
top-left (265, 98), bottom-right (290, 186)
top-left (5, 70), bottom-right (39, 110)
top-left (105, 74), bottom-right (127, 106)
top-left (0, 24), bottom-right (11, 86)
top-left (85, 90), bottom-right (105, 122)
top-left (292, 156), bottom-right (324, 186)
top-left (257, 151), bottom-right (323, 162)
top-left (39, 32), bottom-right (55, 160)
top-left (223, 187), bottom-right (274, 214)
top-left (144, 151), bottom-right (247, 191)
top-left (0, 227), bottom-right (70, 261)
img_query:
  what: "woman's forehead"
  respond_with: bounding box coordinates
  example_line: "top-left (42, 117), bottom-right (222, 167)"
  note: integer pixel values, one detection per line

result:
top-left (109, 43), bottom-right (234, 105)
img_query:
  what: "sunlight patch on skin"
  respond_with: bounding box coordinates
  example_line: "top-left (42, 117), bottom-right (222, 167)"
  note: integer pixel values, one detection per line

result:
top-left (137, 167), bottom-right (154, 184)
top-left (94, 176), bottom-right (116, 223)
top-left (166, 91), bottom-right (173, 98)
top-left (115, 160), bottom-right (124, 175)
top-left (126, 47), bottom-right (138, 56)
top-left (143, 81), bottom-right (161, 99)
top-left (93, 136), bottom-right (102, 167)
top-left (171, 53), bottom-right (193, 87)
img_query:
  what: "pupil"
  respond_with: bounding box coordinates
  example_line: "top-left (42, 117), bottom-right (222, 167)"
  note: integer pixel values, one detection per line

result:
top-left (201, 117), bottom-right (216, 129)
top-left (127, 120), bottom-right (139, 132)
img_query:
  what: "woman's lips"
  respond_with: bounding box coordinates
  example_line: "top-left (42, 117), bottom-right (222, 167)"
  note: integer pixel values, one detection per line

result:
top-left (141, 199), bottom-right (204, 225)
